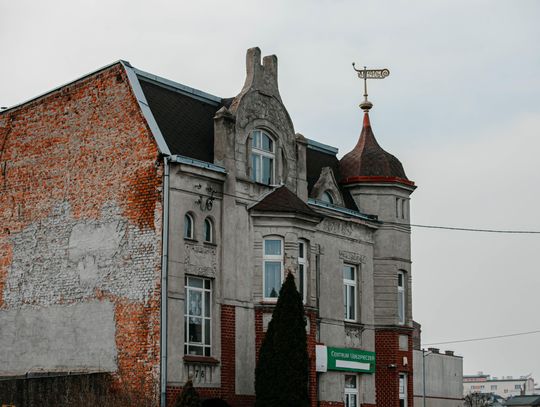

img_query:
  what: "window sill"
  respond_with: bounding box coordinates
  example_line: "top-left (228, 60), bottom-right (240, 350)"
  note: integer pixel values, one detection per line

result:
top-left (203, 241), bottom-right (217, 247)
top-left (183, 355), bottom-right (220, 365)
top-left (184, 238), bottom-right (198, 243)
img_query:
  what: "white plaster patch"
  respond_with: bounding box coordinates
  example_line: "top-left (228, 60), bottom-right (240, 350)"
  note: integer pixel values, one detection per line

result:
top-left (4, 202), bottom-right (158, 307)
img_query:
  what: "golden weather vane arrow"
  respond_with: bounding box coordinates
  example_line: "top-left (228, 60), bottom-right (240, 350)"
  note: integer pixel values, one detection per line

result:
top-left (352, 63), bottom-right (390, 112)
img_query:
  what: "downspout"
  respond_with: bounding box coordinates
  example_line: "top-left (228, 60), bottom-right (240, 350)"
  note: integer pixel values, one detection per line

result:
top-left (160, 156), bottom-right (171, 407)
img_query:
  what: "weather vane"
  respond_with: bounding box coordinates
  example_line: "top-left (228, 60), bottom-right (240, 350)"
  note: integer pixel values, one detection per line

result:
top-left (352, 63), bottom-right (390, 112)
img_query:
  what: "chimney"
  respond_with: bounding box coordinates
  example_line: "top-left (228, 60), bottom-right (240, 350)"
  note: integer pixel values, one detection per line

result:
top-left (445, 350), bottom-right (454, 356)
top-left (428, 347), bottom-right (440, 354)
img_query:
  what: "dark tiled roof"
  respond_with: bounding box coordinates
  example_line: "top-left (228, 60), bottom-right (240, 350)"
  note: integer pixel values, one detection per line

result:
top-left (138, 77), bottom-right (223, 162)
top-left (306, 147), bottom-right (359, 211)
top-left (340, 113), bottom-right (408, 182)
top-left (505, 396), bottom-right (540, 406)
top-left (251, 186), bottom-right (320, 218)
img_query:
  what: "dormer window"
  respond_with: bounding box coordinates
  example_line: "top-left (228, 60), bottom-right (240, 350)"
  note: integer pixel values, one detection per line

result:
top-left (251, 130), bottom-right (274, 184)
top-left (321, 191), bottom-right (334, 204)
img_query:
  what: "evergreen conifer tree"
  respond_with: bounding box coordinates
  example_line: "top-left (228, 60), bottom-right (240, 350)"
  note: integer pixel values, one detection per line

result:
top-left (175, 379), bottom-right (202, 407)
top-left (255, 272), bottom-right (309, 407)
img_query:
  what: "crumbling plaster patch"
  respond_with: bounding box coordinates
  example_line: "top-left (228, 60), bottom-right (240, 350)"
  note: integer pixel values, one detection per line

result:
top-left (4, 201), bottom-right (157, 307)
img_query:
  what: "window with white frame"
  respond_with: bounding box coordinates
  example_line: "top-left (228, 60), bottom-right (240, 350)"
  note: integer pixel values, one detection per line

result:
top-left (204, 217), bottom-right (214, 243)
top-left (398, 270), bottom-right (406, 325)
top-left (184, 213), bottom-right (194, 239)
top-left (399, 373), bottom-right (407, 407)
top-left (343, 264), bottom-right (357, 322)
top-left (263, 238), bottom-right (283, 299)
top-left (184, 276), bottom-right (212, 356)
top-left (298, 240), bottom-right (308, 303)
top-left (344, 374), bottom-right (358, 407)
top-left (251, 130), bottom-right (275, 185)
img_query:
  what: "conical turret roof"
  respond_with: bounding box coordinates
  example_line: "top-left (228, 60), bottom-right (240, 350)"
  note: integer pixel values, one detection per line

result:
top-left (339, 113), bottom-right (414, 186)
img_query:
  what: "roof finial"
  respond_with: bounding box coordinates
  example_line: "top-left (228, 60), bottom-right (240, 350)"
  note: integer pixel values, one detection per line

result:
top-left (352, 63), bottom-right (390, 112)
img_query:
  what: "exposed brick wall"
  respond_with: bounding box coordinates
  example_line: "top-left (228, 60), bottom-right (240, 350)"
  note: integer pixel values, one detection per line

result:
top-left (374, 329), bottom-right (413, 407)
top-left (0, 64), bottom-right (163, 403)
top-left (221, 304), bottom-right (236, 403)
top-left (320, 402), bottom-right (344, 407)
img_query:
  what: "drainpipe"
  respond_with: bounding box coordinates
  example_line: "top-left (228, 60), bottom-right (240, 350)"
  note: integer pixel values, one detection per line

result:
top-left (160, 156), bottom-right (171, 407)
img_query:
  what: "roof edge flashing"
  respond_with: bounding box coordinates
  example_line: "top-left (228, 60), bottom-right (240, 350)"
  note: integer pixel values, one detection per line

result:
top-left (308, 198), bottom-right (379, 223)
top-left (171, 155), bottom-right (227, 174)
top-left (307, 139), bottom-right (339, 155)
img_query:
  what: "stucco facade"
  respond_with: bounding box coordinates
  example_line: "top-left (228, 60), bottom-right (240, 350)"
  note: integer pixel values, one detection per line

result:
top-left (1, 48), bottom-right (416, 407)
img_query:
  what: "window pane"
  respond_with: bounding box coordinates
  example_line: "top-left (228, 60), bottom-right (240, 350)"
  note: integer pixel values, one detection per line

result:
top-left (343, 285), bottom-right (347, 319)
top-left (188, 277), bottom-right (203, 289)
top-left (299, 242), bottom-right (304, 258)
top-left (345, 375), bottom-right (357, 388)
top-left (204, 291), bottom-right (211, 318)
top-left (204, 319), bottom-right (211, 345)
top-left (189, 290), bottom-right (202, 316)
top-left (204, 219), bottom-right (212, 242)
top-left (265, 239), bottom-right (281, 255)
top-left (251, 154), bottom-right (260, 181)
top-left (188, 317), bottom-right (202, 342)
top-left (299, 264), bottom-right (304, 298)
top-left (252, 130), bottom-right (261, 148)
top-left (205, 347), bottom-right (211, 356)
top-left (262, 133), bottom-right (273, 151)
top-left (398, 290), bottom-right (404, 323)
top-left (398, 272), bottom-right (404, 287)
top-left (322, 191), bottom-right (334, 204)
top-left (204, 279), bottom-right (210, 290)
top-left (184, 215), bottom-right (192, 238)
top-left (188, 345), bottom-right (203, 356)
top-left (343, 266), bottom-right (355, 281)
top-left (262, 156), bottom-right (273, 184)
top-left (348, 285), bottom-right (356, 320)
top-left (265, 261), bottom-right (281, 298)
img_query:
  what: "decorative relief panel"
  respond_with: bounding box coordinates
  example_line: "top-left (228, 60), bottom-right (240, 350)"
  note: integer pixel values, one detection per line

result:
top-left (345, 325), bottom-right (363, 348)
top-left (320, 219), bottom-right (354, 238)
top-left (184, 244), bottom-right (217, 278)
top-left (339, 250), bottom-right (366, 264)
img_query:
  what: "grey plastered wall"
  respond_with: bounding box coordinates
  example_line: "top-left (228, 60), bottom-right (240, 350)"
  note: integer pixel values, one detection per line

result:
top-left (167, 164), bottom-right (225, 386)
top-left (413, 350), bottom-right (463, 407)
top-left (0, 301), bottom-right (117, 375)
top-left (315, 215), bottom-right (376, 405)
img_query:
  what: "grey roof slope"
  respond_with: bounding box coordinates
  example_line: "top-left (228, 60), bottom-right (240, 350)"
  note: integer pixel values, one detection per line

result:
top-left (251, 186), bottom-right (321, 219)
top-left (137, 76), bottom-right (229, 163)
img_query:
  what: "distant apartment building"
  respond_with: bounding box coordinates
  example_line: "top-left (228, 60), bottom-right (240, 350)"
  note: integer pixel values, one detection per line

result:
top-left (463, 373), bottom-right (536, 399)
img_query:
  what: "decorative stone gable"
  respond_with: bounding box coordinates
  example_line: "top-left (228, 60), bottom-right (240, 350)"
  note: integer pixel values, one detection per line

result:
top-left (310, 166), bottom-right (344, 205)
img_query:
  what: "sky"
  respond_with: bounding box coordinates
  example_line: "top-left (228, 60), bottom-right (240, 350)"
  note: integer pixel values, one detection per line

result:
top-left (2, 0), bottom-right (539, 385)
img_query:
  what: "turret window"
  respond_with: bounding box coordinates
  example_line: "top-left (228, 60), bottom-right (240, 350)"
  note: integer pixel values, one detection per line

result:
top-left (251, 130), bottom-right (275, 184)
top-left (398, 270), bottom-right (406, 325)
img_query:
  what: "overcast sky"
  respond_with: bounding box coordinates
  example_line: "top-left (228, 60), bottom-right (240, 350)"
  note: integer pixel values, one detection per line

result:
top-left (2, 0), bottom-right (539, 384)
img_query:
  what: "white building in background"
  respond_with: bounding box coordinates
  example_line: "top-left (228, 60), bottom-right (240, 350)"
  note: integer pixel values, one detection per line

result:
top-left (463, 373), bottom-right (536, 399)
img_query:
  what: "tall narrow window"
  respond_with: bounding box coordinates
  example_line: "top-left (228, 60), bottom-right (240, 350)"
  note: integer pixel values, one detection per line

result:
top-left (263, 238), bottom-right (283, 299)
top-left (345, 375), bottom-right (358, 407)
top-left (399, 373), bottom-right (407, 407)
top-left (298, 240), bottom-right (308, 303)
top-left (204, 218), bottom-right (213, 243)
top-left (398, 271), bottom-right (406, 325)
top-left (343, 264), bottom-right (357, 322)
top-left (184, 276), bottom-right (211, 356)
top-left (184, 213), bottom-right (194, 239)
top-left (251, 130), bottom-right (275, 185)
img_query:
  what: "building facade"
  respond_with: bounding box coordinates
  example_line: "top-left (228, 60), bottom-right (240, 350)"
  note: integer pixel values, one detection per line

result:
top-left (413, 348), bottom-right (463, 407)
top-left (0, 48), bottom-right (416, 406)
top-left (464, 373), bottom-right (536, 400)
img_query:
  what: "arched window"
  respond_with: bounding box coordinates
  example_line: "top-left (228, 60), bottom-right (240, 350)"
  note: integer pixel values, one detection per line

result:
top-left (184, 213), bottom-right (194, 239)
top-left (204, 218), bottom-right (214, 243)
top-left (321, 191), bottom-right (334, 204)
top-left (251, 130), bottom-right (275, 185)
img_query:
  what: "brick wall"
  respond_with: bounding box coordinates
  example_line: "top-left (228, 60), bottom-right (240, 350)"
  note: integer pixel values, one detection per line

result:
top-left (374, 329), bottom-right (414, 407)
top-left (0, 63), bottom-right (163, 403)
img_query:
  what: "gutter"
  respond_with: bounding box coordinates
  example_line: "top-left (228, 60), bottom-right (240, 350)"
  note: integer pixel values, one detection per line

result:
top-left (160, 156), bottom-right (171, 407)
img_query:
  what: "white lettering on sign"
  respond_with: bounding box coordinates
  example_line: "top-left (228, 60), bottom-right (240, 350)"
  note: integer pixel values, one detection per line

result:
top-left (336, 360), bottom-right (370, 371)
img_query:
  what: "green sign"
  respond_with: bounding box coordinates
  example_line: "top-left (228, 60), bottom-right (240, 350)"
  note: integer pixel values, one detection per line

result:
top-left (326, 346), bottom-right (376, 373)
